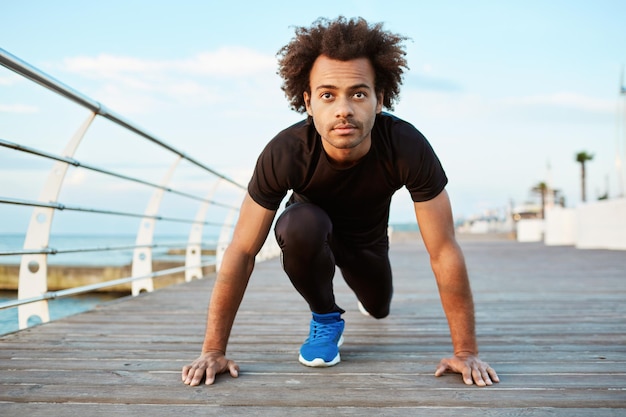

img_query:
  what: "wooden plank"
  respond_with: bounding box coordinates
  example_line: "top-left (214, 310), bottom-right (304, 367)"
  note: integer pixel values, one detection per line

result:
top-left (0, 404), bottom-right (623, 417)
top-left (3, 368), bottom-right (626, 390)
top-left (0, 236), bottom-right (625, 415)
top-left (0, 381), bottom-right (624, 408)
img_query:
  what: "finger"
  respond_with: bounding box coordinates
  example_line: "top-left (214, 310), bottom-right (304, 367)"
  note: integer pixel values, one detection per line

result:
top-left (434, 364), bottom-right (447, 377)
top-left (479, 367), bottom-right (494, 386)
top-left (228, 361), bottom-right (240, 378)
top-left (183, 366), bottom-right (198, 385)
top-left (462, 367), bottom-right (473, 385)
top-left (434, 358), bottom-right (449, 377)
top-left (472, 368), bottom-right (486, 387)
top-left (487, 367), bottom-right (500, 383)
top-left (189, 368), bottom-right (207, 386)
top-left (482, 372), bottom-right (493, 386)
top-left (204, 368), bottom-right (217, 385)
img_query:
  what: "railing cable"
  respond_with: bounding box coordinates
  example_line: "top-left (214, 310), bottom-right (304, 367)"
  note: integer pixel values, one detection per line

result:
top-left (0, 241), bottom-right (210, 257)
top-left (0, 196), bottom-right (230, 226)
top-left (0, 48), bottom-right (246, 190)
top-left (0, 261), bottom-right (215, 311)
top-left (0, 138), bottom-right (239, 210)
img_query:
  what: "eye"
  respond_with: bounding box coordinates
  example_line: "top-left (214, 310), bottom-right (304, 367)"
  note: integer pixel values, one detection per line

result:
top-left (354, 91), bottom-right (366, 99)
top-left (321, 92), bottom-right (333, 100)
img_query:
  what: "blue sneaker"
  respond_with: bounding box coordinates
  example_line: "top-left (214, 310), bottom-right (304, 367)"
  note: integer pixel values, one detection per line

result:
top-left (299, 312), bottom-right (345, 367)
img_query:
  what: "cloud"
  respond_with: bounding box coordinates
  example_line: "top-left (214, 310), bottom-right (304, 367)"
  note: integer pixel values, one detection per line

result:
top-left (64, 168), bottom-right (87, 186)
top-left (55, 48), bottom-right (278, 115)
top-left (398, 88), bottom-right (616, 126)
top-left (0, 73), bottom-right (23, 86)
top-left (397, 90), bottom-right (488, 120)
top-left (176, 48), bottom-right (277, 76)
top-left (61, 47), bottom-right (276, 80)
top-left (0, 103), bottom-right (38, 113)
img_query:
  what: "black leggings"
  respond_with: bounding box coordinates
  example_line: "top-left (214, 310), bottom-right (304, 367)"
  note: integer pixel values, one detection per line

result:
top-left (274, 202), bottom-right (392, 318)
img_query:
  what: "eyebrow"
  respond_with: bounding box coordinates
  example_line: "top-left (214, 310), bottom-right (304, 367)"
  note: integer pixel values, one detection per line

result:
top-left (314, 83), bottom-right (373, 92)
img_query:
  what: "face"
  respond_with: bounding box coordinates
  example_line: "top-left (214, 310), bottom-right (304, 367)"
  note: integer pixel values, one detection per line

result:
top-left (304, 55), bottom-right (383, 166)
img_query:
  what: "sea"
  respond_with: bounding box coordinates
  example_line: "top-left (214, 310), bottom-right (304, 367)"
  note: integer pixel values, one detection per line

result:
top-left (0, 233), bottom-right (218, 335)
top-left (0, 233), bottom-right (218, 266)
top-left (0, 225), bottom-right (417, 335)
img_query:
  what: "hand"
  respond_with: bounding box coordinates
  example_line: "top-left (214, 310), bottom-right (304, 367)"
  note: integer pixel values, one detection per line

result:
top-left (182, 351), bottom-right (239, 386)
top-left (435, 354), bottom-right (499, 386)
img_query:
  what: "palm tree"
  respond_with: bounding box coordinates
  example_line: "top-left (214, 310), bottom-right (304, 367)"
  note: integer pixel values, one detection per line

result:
top-left (575, 151), bottom-right (594, 202)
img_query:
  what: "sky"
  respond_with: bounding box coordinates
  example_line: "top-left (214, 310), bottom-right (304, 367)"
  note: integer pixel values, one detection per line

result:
top-left (1, 0), bottom-right (626, 236)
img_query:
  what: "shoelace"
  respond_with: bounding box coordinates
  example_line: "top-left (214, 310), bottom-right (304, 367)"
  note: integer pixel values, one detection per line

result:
top-left (309, 320), bottom-right (342, 342)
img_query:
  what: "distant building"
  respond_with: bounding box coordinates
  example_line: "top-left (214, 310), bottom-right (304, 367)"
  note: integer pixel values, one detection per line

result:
top-left (512, 203), bottom-right (542, 221)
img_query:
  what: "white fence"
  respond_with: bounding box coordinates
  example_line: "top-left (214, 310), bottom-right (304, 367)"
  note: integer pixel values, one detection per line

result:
top-left (0, 48), bottom-right (280, 331)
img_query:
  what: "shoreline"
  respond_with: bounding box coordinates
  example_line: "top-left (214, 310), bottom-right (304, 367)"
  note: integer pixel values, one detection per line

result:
top-left (0, 233), bottom-right (514, 292)
top-left (0, 261), bottom-right (216, 293)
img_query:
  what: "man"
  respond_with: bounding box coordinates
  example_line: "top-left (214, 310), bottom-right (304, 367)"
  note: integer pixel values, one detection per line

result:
top-left (182, 16), bottom-right (499, 387)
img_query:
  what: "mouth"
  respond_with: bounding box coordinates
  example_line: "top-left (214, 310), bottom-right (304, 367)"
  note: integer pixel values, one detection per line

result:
top-left (332, 123), bottom-right (357, 135)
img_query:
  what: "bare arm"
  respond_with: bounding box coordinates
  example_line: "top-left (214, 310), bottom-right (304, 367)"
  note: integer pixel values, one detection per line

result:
top-left (414, 189), bottom-right (498, 386)
top-left (182, 193), bottom-right (276, 386)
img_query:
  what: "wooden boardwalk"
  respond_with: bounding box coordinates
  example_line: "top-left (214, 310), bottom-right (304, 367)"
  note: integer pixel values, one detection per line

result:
top-left (1, 233), bottom-right (625, 416)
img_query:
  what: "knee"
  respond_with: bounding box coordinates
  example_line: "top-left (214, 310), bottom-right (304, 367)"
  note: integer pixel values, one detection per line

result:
top-left (275, 203), bottom-right (332, 248)
top-left (360, 301), bottom-right (390, 319)
top-left (369, 307), bottom-right (390, 320)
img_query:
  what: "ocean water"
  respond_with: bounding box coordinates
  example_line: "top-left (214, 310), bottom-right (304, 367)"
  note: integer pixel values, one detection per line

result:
top-left (0, 291), bottom-right (122, 335)
top-left (0, 233), bottom-right (218, 335)
top-left (1, 226), bottom-right (413, 335)
top-left (0, 233), bottom-right (218, 266)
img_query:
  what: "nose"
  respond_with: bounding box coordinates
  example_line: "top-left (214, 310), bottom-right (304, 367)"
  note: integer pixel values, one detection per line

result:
top-left (334, 96), bottom-right (354, 118)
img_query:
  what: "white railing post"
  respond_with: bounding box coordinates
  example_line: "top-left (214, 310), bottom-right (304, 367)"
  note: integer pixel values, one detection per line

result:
top-left (17, 113), bottom-right (96, 329)
top-left (185, 180), bottom-right (220, 282)
top-left (256, 229), bottom-right (281, 262)
top-left (131, 156), bottom-right (182, 295)
top-left (2, 49), bottom-right (249, 330)
top-left (215, 208), bottom-right (237, 272)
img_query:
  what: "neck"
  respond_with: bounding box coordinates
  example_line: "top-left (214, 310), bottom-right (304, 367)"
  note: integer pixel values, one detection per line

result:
top-left (322, 139), bottom-right (371, 168)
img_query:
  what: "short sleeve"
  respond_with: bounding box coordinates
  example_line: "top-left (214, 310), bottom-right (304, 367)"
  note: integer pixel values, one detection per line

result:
top-left (388, 117), bottom-right (448, 202)
top-left (247, 140), bottom-right (290, 210)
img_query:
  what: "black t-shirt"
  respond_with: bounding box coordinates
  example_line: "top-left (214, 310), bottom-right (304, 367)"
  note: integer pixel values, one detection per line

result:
top-left (248, 113), bottom-right (448, 245)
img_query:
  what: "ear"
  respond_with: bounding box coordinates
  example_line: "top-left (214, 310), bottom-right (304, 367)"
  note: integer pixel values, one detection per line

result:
top-left (303, 91), bottom-right (313, 116)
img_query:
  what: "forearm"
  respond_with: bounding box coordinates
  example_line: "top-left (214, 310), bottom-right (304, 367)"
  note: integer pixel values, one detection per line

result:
top-left (431, 243), bottom-right (478, 356)
top-left (201, 248), bottom-right (255, 354)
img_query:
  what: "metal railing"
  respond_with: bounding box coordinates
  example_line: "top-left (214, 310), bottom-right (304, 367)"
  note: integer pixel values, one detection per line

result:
top-left (0, 48), bottom-right (279, 331)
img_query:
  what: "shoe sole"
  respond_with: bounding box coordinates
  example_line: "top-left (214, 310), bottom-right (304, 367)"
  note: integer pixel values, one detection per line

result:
top-left (298, 335), bottom-right (344, 367)
top-left (357, 301), bottom-right (371, 317)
